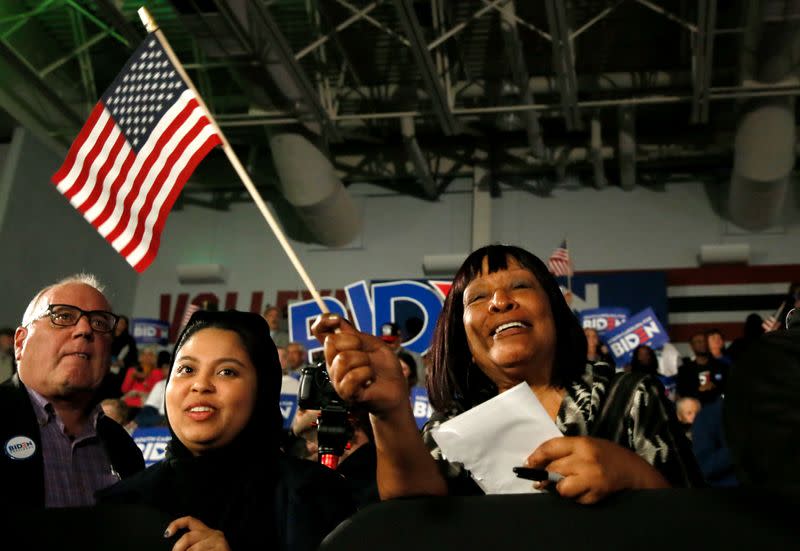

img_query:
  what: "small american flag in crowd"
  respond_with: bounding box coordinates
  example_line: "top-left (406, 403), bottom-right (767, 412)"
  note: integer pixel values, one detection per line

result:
top-left (547, 240), bottom-right (573, 277)
top-left (51, 36), bottom-right (221, 272)
top-left (178, 303), bottom-right (201, 334)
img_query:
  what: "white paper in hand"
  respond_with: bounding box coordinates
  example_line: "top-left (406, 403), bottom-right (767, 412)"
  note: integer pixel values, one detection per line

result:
top-left (430, 382), bottom-right (563, 494)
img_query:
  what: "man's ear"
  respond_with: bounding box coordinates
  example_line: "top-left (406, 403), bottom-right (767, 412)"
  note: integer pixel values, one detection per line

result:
top-left (14, 326), bottom-right (27, 362)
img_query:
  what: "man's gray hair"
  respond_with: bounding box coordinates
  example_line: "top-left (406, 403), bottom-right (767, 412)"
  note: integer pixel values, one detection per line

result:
top-left (21, 273), bottom-right (107, 326)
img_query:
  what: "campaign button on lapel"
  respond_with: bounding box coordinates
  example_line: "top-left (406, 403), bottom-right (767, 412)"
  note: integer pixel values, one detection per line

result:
top-left (4, 436), bottom-right (36, 460)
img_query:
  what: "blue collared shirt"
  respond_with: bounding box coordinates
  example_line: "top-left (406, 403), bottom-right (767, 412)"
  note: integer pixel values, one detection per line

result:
top-left (26, 387), bottom-right (121, 507)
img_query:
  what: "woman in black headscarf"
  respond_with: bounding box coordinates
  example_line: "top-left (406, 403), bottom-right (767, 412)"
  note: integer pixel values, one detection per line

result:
top-left (99, 310), bottom-right (353, 551)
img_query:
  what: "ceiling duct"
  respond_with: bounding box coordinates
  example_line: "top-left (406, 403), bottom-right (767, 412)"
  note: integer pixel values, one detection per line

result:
top-left (728, 1), bottom-right (800, 230)
top-left (268, 132), bottom-right (361, 247)
top-left (172, 0), bottom-right (358, 245)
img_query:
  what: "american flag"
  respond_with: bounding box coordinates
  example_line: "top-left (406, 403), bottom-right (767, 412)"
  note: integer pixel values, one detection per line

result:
top-left (51, 36), bottom-right (221, 272)
top-left (178, 303), bottom-right (201, 335)
top-left (547, 240), bottom-right (573, 277)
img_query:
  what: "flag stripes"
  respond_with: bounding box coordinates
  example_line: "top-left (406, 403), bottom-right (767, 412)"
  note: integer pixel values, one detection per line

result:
top-left (51, 37), bottom-right (221, 272)
top-left (547, 240), bottom-right (573, 277)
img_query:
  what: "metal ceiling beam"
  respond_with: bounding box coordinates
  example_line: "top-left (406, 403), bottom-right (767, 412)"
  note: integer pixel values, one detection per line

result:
top-left (393, 0), bottom-right (459, 136)
top-left (499, 1), bottom-right (544, 158)
top-left (93, 0), bottom-right (143, 48)
top-left (248, 1), bottom-right (342, 140)
top-left (0, 87), bottom-right (68, 153)
top-left (401, 116), bottom-right (438, 199)
top-left (692, 0), bottom-right (717, 123)
top-left (738, 0), bottom-right (763, 83)
top-left (207, 0), bottom-right (341, 141)
top-left (0, 39), bottom-right (81, 129)
top-left (544, 0), bottom-right (582, 130)
top-left (315, 0), bottom-right (370, 101)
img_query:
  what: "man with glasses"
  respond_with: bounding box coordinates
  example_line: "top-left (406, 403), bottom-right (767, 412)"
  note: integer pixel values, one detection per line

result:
top-left (0, 274), bottom-right (144, 507)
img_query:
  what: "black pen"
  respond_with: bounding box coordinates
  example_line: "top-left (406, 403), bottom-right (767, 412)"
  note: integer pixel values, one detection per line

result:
top-left (513, 467), bottom-right (564, 483)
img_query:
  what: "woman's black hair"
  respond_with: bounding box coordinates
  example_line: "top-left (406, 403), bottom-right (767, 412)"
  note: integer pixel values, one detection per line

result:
top-left (630, 345), bottom-right (659, 376)
top-left (426, 244), bottom-right (587, 411)
top-left (166, 310), bottom-right (283, 458)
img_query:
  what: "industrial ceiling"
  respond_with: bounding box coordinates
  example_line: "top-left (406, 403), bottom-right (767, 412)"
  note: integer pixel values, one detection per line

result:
top-left (0, 0), bottom-right (798, 238)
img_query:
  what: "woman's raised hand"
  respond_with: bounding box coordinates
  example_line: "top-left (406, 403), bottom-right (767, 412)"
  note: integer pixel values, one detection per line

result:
top-left (164, 516), bottom-right (231, 551)
top-left (311, 314), bottom-right (409, 418)
top-left (525, 436), bottom-right (669, 504)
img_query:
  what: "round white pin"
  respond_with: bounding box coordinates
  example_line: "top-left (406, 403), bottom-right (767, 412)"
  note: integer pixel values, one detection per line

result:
top-left (4, 436), bottom-right (36, 460)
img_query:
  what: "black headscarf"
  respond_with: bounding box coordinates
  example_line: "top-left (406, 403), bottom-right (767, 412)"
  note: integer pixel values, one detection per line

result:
top-left (165, 309), bottom-right (283, 460)
top-left (98, 311), bottom-right (356, 551)
top-left (163, 310), bottom-right (283, 548)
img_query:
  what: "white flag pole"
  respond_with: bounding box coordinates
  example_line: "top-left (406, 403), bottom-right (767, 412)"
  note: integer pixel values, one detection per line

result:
top-left (137, 7), bottom-right (329, 314)
top-left (565, 237), bottom-right (572, 294)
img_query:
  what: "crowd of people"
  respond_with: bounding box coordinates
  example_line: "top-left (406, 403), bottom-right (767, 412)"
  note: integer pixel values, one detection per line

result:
top-left (0, 248), bottom-right (797, 550)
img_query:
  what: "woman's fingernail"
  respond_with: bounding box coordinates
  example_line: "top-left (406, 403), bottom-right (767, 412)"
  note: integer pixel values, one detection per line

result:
top-left (532, 482), bottom-right (542, 490)
top-left (163, 529), bottom-right (171, 538)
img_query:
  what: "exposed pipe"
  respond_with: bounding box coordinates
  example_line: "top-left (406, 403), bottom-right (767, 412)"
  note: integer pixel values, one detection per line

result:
top-left (268, 132), bottom-right (361, 247)
top-left (728, 1), bottom-right (800, 230)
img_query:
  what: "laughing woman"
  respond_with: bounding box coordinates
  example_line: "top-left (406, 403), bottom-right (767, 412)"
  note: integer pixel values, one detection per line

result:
top-left (313, 244), bottom-right (702, 504)
top-left (99, 310), bottom-right (353, 551)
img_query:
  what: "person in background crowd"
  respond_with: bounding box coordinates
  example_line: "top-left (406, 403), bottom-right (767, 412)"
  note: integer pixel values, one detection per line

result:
top-left (0, 327), bottom-right (16, 382)
top-left (629, 345), bottom-right (659, 377)
top-left (263, 304), bottom-right (289, 348)
top-left (136, 350), bottom-right (172, 427)
top-left (98, 310), bottom-right (353, 551)
top-left (706, 328), bottom-right (731, 367)
top-left (111, 315), bottom-right (139, 369)
top-left (285, 341), bottom-right (308, 378)
top-left (313, 244), bottom-right (701, 503)
top-left (97, 315), bottom-right (138, 401)
top-left (101, 398), bottom-right (136, 434)
top-left (0, 274), bottom-right (144, 507)
top-left (726, 313), bottom-right (765, 364)
top-left (584, 327), bottom-right (615, 371)
top-left (397, 351), bottom-right (418, 389)
top-left (380, 322), bottom-right (425, 386)
top-left (121, 346), bottom-right (165, 412)
top-left (677, 332), bottom-right (726, 405)
top-left (676, 397), bottom-right (701, 441)
top-left (692, 397), bottom-right (737, 487)
top-left (278, 345), bottom-right (300, 395)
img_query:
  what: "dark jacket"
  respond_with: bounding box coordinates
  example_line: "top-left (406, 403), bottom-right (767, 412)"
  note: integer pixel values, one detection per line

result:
top-left (98, 453), bottom-right (354, 551)
top-left (0, 375), bottom-right (144, 508)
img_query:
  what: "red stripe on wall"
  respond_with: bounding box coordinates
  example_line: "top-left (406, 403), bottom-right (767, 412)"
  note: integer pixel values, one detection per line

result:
top-left (666, 265), bottom-right (800, 286)
top-left (669, 322), bottom-right (744, 343)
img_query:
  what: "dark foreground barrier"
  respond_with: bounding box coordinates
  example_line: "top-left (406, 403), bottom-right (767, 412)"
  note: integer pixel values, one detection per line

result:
top-left (321, 488), bottom-right (799, 551)
top-left (0, 488), bottom-right (796, 550)
top-left (0, 504), bottom-right (173, 551)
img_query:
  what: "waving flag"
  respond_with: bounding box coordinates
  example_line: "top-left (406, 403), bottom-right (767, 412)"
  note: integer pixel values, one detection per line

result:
top-left (547, 240), bottom-right (573, 277)
top-left (51, 36), bottom-right (221, 272)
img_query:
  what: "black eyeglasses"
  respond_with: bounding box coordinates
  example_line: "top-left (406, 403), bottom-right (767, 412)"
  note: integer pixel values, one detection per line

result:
top-left (33, 304), bottom-right (119, 334)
